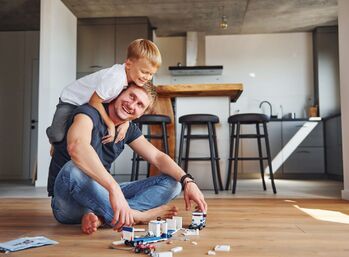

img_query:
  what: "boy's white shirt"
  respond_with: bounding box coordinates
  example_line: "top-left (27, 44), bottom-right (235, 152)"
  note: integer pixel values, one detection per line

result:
top-left (60, 64), bottom-right (128, 105)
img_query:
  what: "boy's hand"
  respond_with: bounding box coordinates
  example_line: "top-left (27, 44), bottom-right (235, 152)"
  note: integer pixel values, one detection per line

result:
top-left (115, 122), bottom-right (130, 143)
top-left (102, 124), bottom-right (116, 144)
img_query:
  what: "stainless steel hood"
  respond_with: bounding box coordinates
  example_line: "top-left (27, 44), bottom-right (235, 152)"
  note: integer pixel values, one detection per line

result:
top-left (168, 65), bottom-right (223, 76)
top-left (168, 32), bottom-right (223, 76)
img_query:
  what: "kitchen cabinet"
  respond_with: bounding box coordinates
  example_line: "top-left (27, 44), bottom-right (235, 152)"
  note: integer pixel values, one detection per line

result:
top-left (325, 115), bottom-right (343, 177)
top-left (77, 24), bottom-right (115, 73)
top-left (240, 120), bottom-right (325, 176)
top-left (77, 17), bottom-right (152, 76)
top-left (240, 122), bottom-right (282, 174)
top-left (115, 22), bottom-right (150, 62)
top-left (282, 121), bottom-right (325, 174)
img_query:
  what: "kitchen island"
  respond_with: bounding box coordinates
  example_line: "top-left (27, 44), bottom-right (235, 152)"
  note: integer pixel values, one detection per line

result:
top-left (149, 83), bottom-right (243, 178)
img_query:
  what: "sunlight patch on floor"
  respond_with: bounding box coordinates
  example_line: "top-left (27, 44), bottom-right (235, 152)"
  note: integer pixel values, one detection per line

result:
top-left (294, 205), bottom-right (349, 224)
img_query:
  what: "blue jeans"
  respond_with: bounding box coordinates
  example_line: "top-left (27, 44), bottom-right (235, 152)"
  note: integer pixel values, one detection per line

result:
top-left (51, 160), bottom-right (181, 225)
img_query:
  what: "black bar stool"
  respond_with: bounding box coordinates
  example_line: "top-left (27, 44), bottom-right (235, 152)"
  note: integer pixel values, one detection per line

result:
top-left (225, 113), bottom-right (277, 194)
top-left (131, 114), bottom-right (171, 181)
top-left (177, 114), bottom-right (223, 194)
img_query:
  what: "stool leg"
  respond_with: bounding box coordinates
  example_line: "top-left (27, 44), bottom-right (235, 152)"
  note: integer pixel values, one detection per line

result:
top-left (232, 123), bottom-right (241, 194)
top-left (225, 123), bottom-right (235, 190)
top-left (177, 123), bottom-right (186, 169)
top-left (131, 152), bottom-right (137, 181)
top-left (208, 122), bottom-right (219, 194)
top-left (212, 124), bottom-right (223, 190)
top-left (146, 162), bottom-right (151, 178)
top-left (135, 154), bottom-right (140, 180)
top-left (263, 122), bottom-right (277, 194)
top-left (256, 123), bottom-right (267, 191)
top-left (162, 122), bottom-right (169, 155)
top-left (184, 125), bottom-right (191, 173)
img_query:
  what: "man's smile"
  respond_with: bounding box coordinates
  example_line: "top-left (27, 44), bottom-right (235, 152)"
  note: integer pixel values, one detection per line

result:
top-left (122, 104), bottom-right (132, 114)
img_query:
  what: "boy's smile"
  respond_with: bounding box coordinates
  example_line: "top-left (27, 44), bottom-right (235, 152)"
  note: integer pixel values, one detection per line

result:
top-left (125, 58), bottom-right (158, 87)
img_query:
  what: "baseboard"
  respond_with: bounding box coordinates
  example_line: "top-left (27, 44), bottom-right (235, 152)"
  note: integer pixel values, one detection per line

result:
top-left (273, 173), bottom-right (328, 180)
top-left (341, 189), bottom-right (349, 200)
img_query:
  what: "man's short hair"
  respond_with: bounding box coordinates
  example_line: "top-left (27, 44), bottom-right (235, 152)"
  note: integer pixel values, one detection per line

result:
top-left (127, 39), bottom-right (162, 69)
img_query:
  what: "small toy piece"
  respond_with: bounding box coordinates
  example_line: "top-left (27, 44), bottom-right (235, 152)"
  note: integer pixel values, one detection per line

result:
top-left (188, 212), bottom-right (206, 230)
top-left (191, 241), bottom-right (198, 245)
top-left (170, 246), bottom-right (183, 253)
top-left (134, 243), bottom-right (156, 254)
top-left (182, 229), bottom-right (199, 236)
top-left (151, 252), bottom-right (173, 257)
top-left (134, 228), bottom-right (146, 232)
top-left (214, 245), bottom-right (230, 252)
top-left (207, 250), bottom-right (216, 255)
top-left (173, 216), bottom-right (182, 229)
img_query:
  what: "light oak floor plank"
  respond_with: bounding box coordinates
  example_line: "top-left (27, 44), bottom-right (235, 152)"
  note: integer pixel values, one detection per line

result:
top-left (1, 198), bottom-right (349, 256)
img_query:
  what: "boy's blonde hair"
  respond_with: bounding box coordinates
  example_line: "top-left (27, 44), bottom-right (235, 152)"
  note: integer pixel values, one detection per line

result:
top-left (127, 39), bottom-right (162, 68)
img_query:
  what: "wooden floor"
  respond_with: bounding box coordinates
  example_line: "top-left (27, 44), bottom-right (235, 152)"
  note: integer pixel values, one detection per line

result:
top-left (1, 198), bottom-right (349, 256)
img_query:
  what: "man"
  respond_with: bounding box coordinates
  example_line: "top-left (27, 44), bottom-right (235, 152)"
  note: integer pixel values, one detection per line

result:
top-left (48, 82), bottom-right (207, 234)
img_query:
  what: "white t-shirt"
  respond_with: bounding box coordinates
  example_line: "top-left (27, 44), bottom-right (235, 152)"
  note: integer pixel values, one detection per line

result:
top-left (60, 64), bottom-right (128, 105)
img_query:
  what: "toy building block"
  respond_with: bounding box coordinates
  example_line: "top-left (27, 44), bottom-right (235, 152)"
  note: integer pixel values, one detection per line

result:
top-left (188, 212), bottom-right (207, 230)
top-left (149, 220), bottom-right (163, 237)
top-left (166, 218), bottom-right (176, 231)
top-left (151, 251), bottom-right (173, 257)
top-left (182, 229), bottom-right (199, 236)
top-left (172, 216), bottom-right (182, 229)
top-left (170, 246), bottom-right (183, 253)
top-left (134, 228), bottom-right (146, 232)
top-left (214, 245), bottom-right (230, 252)
top-left (134, 243), bottom-right (156, 254)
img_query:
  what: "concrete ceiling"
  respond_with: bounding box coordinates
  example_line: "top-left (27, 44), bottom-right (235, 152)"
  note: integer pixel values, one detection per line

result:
top-left (0, 0), bottom-right (338, 36)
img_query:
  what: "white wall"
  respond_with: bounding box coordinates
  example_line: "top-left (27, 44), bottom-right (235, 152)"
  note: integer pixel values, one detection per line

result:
top-left (206, 33), bottom-right (314, 118)
top-left (153, 36), bottom-right (186, 85)
top-left (338, 0), bottom-right (349, 200)
top-left (37, 0), bottom-right (77, 187)
top-left (154, 33), bottom-right (314, 118)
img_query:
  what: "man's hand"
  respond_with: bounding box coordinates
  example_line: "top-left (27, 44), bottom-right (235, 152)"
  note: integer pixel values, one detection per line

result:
top-left (115, 122), bottom-right (129, 143)
top-left (183, 180), bottom-right (208, 213)
top-left (109, 187), bottom-right (134, 231)
top-left (102, 124), bottom-right (116, 144)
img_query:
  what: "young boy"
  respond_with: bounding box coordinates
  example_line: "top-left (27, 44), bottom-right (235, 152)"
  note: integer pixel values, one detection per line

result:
top-left (46, 39), bottom-right (161, 146)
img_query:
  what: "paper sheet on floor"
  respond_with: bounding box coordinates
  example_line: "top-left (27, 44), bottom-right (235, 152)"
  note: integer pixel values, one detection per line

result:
top-left (0, 236), bottom-right (58, 252)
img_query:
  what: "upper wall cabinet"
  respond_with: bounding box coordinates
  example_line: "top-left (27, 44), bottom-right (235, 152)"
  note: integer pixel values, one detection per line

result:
top-left (77, 24), bottom-right (116, 73)
top-left (77, 17), bottom-right (152, 74)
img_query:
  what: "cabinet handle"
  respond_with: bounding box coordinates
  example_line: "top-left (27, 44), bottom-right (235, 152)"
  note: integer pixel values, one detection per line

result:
top-left (90, 65), bottom-right (102, 68)
top-left (296, 150), bottom-right (310, 154)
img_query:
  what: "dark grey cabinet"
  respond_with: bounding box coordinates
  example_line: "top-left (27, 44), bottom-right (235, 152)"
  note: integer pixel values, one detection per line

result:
top-left (325, 116), bottom-right (343, 177)
top-left (282, 121), bottom-right (325, 174)
top-left (77, 17), bottom-right (152, 76)
top-left (240, 120), bottom-right (325, 176)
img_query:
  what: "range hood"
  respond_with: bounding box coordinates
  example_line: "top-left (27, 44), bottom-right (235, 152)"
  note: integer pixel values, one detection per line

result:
top-left (168, 32), bottom-right (223, 76)
top-left (169, 65), bottom-right (223, 76)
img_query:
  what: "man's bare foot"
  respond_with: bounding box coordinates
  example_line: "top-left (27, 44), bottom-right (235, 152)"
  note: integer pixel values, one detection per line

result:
top-left (81, 212), bottom-right (102, 234)
top-left (132, 205), bottom-right (179, 224)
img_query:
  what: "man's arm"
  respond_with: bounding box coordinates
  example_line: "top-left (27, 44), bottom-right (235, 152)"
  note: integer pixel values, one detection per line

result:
top-left (129, 136), bottom-right (207, 212)
top-left (67, 114), bottom-right (134, 229)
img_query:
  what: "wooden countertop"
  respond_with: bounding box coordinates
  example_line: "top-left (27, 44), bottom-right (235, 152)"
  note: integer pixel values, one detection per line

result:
top-left (156, 83), bottom-right (243, 102)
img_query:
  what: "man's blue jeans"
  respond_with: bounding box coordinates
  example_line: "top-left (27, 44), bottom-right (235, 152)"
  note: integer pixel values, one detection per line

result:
top-left (51, 160), bottom-right (182, 225)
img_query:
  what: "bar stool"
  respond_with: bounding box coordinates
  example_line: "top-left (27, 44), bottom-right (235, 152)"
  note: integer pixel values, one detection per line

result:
top-left (177, 114), bottom-right (223, 194)
top-left (130, 114), bottom-right (171, 181)
top-left (225, 113), bottom-right (277, 194)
